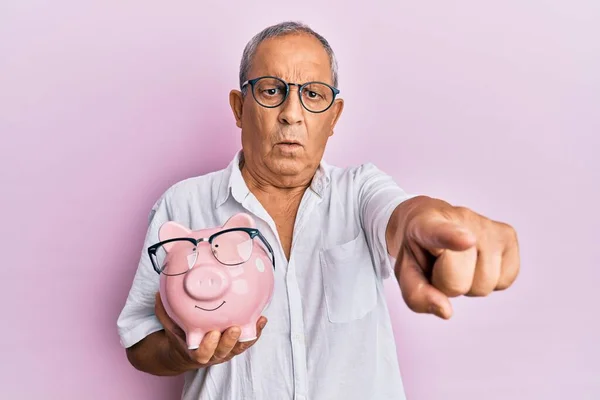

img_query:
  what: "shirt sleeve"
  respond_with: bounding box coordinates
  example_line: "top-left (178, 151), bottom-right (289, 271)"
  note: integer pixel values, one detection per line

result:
top-left (116, 192), bottom-right (172, 348)
top-left (356, 163), bottom-right (417, 280)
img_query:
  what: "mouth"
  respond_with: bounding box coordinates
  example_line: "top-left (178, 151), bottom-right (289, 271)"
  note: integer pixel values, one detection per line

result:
top-left (275, 141), bottom-right (303, 152)
top-left (195, 301), bottom-right (226, 312)
top-left (276, 139), bottom-right (302, 146)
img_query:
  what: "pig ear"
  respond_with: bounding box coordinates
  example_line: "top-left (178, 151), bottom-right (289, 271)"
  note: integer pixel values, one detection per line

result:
top-left (158, 221), bottom-right (192, 252)
top-left (223, 213), bottom-right (256, 229)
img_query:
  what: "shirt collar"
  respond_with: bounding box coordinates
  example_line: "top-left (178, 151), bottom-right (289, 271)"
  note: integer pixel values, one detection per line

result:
top-left (215, 149), bottom-right (331, 208)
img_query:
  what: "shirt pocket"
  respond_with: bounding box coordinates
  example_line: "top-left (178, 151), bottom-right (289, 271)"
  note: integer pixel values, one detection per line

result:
top-left (319, 231), bottom-right (378, 323)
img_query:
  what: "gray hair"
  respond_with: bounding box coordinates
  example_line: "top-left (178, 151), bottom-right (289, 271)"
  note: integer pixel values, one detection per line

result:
top-left (238, 21), bottom-right (339, 92)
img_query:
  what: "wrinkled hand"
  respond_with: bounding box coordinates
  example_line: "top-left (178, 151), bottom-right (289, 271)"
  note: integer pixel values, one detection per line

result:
top-left (155, 292), bottom-right (267, 369)
top-left (395, 203), bottom-right (520, 319)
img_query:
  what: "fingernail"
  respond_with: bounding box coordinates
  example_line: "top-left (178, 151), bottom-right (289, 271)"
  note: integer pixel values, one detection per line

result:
top-left (230, 328), bottom-right (240, 338)
top-left (259, 320), bottom-right (266, 329)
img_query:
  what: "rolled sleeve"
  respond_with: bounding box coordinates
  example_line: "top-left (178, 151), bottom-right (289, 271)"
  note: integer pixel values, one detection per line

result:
top-left (116, 193), bottom-right (172, 348)
top-left (356, 163), bottom-right (416, 280)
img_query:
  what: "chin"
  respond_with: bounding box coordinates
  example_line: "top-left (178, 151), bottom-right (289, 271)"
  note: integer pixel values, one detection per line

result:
top-left (270, 157), bottom-right (306, 176)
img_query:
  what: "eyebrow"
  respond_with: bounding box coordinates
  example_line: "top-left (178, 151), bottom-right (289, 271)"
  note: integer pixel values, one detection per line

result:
top-left (258, 71), bottom-right (328, 84)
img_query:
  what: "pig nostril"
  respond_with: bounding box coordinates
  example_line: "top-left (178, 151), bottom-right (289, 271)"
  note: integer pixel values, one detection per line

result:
top-left (188, 269), bottom-right (228, 297)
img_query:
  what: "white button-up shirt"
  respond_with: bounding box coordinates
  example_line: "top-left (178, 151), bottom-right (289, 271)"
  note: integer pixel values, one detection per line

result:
top-left (117, 150), bottom-right (413, 400)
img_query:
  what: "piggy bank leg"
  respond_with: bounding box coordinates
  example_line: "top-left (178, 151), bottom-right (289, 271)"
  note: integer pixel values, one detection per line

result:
top-left (239, 322), bottom-right (258, 342)
top-left (186, 330), bottom-right (205, 350)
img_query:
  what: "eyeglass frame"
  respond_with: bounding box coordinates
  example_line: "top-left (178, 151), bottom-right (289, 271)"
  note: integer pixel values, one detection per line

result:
top-left (147, 227), bottom-right (276, 276)
top-left (240, 75), bottom-right (341, 114)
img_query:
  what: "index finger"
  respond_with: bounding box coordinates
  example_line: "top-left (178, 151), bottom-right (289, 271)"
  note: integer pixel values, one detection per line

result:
top-left (410, 213), bottom-right (476, 255)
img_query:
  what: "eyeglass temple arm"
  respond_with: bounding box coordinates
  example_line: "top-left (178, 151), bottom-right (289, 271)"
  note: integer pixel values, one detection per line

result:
top-left (256, 231), bottom-right (276, 271)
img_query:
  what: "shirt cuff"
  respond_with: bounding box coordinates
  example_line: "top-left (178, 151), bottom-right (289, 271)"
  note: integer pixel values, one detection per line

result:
top-left (118, 317), bottom-right (164, 348)
top-left (375, 194), bottom-right (419, 280)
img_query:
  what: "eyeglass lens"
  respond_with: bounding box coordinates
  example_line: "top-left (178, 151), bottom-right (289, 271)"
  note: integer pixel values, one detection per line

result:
top-left (152, 231), bottom-right (256, 275)
top-left (152, 240), bottom-right (197, 276)
top-left (253, 77), bottom-right (334, 112)
top-left (211, 230), bottom-right (253, 265)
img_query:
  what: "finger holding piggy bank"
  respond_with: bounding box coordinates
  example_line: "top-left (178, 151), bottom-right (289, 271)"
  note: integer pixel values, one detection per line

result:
top-left (154, 292), bottom-right (268, 368)
top-left (148, 213), bottom-right (276, 353)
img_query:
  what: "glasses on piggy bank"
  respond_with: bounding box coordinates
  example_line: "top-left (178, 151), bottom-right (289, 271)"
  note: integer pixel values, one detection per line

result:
top-left (148, 227), bottom-right (276, 276)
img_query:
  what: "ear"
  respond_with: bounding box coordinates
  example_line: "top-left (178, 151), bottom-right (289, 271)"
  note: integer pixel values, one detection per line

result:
top-left (229, 89), bottom-right (244, 129)
top-left (223, 213), bottom-right (256, 229)
top-left (328, 98), bottom-right (344, 137)
top-left (158, 221), bottom-right (192, 252)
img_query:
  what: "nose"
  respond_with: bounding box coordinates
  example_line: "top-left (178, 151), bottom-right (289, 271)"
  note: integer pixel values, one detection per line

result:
top-left (278, 86), bottom-right (304, 125)
top-left (184, 265), bottom-right (231, 300)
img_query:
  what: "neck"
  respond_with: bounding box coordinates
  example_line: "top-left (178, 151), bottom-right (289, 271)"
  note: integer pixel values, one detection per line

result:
top-left (239, 153), bottom-right (315, 199)
top-left (239, 152), bottom-right (317, 261)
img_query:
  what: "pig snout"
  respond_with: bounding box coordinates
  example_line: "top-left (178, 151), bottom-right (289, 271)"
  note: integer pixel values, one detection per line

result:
top-left (184, 266), bottom-right (231, 300)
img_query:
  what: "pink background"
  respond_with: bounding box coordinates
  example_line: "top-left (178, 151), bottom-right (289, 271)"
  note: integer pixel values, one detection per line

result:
top-left (1, 1), bottom-right (598, 399)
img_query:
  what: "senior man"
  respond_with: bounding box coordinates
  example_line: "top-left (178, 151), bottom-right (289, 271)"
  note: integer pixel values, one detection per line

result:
top-left (117, 21), bottom-right (520, 400)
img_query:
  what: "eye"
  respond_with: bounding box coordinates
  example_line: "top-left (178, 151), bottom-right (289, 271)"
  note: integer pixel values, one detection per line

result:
top-left (262, 88), bottom-right (280, 96)
top-left (304, 90), bottom-right (324, 101)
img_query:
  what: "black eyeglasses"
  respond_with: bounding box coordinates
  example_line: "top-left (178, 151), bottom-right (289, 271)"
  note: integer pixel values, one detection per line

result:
top-left (241, 76), bottom-right (340, 113)
top-left (148, 227), bottom-right (275, 276)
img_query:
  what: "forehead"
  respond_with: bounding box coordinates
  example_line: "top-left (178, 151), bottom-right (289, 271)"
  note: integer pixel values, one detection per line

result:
top-left (249, 33), bottom-right (333, 85)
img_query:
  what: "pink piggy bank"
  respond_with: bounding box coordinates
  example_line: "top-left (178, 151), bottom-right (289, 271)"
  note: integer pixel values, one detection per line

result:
top-left (148, 213), bottom-right (276, 349)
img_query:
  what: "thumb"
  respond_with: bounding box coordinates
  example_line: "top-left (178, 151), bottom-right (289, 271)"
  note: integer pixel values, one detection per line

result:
top-left (411, 213), bottom-right (476, 255)
top-left (395, 247), bottom-right (453, 319)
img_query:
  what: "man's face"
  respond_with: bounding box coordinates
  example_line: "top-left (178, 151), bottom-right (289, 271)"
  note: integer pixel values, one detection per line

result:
top-left (230, 33), bottom-right (344, 181)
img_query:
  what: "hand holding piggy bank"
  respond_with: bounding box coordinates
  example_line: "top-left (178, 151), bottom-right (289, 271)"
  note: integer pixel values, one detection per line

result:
top-left (148, 213), bottom-right (276, 350)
